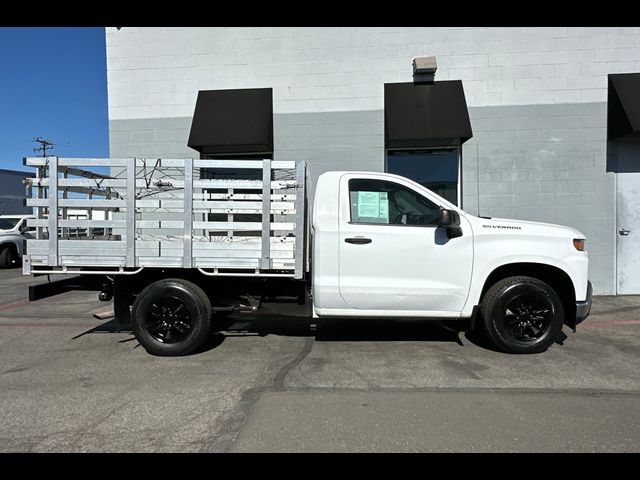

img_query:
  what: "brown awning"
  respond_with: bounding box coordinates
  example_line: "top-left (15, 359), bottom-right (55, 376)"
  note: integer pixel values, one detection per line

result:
top-left (188, 88), bottom-right (273, 155)
top-left (608, 73), bottom-right (640, 141)
top-left (384, 81), bottom-right (473, 149)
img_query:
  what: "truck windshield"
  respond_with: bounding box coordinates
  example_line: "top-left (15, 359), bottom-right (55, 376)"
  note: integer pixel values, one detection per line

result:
top-left (0, 218), bottom-right (20, 230)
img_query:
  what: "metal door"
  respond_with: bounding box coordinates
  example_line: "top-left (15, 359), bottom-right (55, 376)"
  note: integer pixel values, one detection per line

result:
top-left (617, 173), bottom-right (640, 294)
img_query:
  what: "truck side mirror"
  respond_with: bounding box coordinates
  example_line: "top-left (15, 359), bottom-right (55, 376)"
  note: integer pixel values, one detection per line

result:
top-left (439, 209), bottom-right (463, 239)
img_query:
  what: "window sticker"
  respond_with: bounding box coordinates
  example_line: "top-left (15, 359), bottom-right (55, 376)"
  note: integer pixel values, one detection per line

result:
top-left (357, 191), bottom-right (389, 223)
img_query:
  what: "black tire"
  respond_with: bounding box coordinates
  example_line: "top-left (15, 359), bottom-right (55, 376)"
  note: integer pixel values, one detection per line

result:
top-left (131, 278), bottom-right (212, 356)
top-left (0, 245), bottom-right (17, 269)
top-left (480, 276), bottom-right (564, 354)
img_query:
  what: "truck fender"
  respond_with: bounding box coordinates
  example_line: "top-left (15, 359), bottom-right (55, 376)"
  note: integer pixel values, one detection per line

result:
top-left (464, 257), bottom-right (577, 318)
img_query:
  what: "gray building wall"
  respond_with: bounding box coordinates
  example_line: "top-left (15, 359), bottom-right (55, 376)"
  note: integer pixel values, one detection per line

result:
top-left (462, 102), bottom-right (614, 294)
top-left (0, 169), bottom-right (33, 215)
top-left (106, 27), bottom-right (640, 295)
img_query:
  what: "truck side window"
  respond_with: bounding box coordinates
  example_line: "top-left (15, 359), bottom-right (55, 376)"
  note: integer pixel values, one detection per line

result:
top-left (349, 179), bottom-right (440, 226)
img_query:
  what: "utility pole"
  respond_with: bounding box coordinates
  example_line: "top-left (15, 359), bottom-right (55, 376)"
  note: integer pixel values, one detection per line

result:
top-left (32, 137), bottom-right (55, 208)
top-left (33, 137), bottom-right (55, 158)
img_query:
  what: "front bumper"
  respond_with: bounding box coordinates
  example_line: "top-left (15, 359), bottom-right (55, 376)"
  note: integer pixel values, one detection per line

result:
top-left (575, 280), bottom-right (593, 327)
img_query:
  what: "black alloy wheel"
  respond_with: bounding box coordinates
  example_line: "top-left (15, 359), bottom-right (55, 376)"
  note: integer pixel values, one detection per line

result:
top-left (481, 276), bottom-right (564, 354)
top-left (146, 296), bottom-right (193, 344)
top-left (131, 278), bottom-right (212, 356)
top-left (501, 293), bottom-right (554, 343)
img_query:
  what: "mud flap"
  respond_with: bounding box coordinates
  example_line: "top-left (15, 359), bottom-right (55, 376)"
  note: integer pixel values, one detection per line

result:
top-left (572, 281), bottom-right (593, 332)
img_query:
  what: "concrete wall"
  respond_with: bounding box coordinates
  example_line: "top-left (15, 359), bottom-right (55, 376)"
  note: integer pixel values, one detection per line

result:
top-left (106, 27), bottom-right (640, 294)
top-left (462, 102), bottom-right (614, 294)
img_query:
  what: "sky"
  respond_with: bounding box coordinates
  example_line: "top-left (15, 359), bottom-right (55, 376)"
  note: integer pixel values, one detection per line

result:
top-left (0, 27), bottom-right (108, 172)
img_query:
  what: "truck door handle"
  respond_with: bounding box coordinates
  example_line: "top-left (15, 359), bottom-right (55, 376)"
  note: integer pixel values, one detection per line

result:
top-left (619, 228), bottom-right (631, 236)
top-left (345, 237), bottom-right (372, 245)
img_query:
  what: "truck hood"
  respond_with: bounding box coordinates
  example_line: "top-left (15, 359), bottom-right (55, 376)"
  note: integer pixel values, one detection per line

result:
top-left (468, 215), bottom-right (585, 239)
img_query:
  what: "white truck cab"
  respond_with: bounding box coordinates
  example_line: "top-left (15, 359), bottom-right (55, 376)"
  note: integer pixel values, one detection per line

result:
top-left (0, 214), bottom-right (36, 268)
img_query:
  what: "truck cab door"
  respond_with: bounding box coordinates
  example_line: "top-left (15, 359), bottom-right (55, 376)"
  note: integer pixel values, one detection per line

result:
top-left (337, 174), bottom-right (473, 315)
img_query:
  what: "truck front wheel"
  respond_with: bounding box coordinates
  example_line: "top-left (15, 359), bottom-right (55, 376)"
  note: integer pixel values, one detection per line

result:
top-left (480, 276), bottom-right (564, 354)
top-left (131, 278), bottom-right (212, 356)
top-left (0, 245), bottom-right (17, 269)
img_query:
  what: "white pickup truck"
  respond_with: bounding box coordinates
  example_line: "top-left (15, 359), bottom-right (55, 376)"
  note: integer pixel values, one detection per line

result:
top-left (22, 157), bottom-right (592, 356)
top-left (0, 214), bottom-right (35, 268)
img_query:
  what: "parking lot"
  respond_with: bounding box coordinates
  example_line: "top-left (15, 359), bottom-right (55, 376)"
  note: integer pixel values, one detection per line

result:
top-left (0, 267), bottom-right (639, 452)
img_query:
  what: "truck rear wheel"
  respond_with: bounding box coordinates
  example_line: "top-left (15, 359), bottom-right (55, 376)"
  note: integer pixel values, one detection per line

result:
top-left (131, 278), bottom-right (212, 356)
top-left (480, 276), bottom-right (564, 354)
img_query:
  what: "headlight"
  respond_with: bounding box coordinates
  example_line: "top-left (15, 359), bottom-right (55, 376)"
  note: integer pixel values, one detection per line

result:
top-left (573, 238), bottom-right (585, 251)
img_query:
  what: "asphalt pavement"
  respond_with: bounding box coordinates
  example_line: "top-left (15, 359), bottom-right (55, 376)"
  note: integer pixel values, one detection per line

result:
top-left (0, 267), bottom-right (639, 452)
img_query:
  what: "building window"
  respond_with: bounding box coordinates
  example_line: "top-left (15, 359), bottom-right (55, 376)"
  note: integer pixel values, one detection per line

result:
top-left (386, 148), bottom-right (460, 206)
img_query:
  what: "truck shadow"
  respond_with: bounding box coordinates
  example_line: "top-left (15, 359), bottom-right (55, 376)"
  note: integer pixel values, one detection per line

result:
top-left (220, 314), bottom-right (467, 346)
top-left (219, 314), bottom-right (569, 353)
top-left (74, 313), bottom-right (567, 355)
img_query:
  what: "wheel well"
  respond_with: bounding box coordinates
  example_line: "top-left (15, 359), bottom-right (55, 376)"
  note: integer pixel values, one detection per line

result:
top-left (480, 263), bottom-right (576, 323)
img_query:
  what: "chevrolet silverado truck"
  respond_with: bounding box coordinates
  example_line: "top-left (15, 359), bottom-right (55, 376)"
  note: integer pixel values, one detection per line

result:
top-left (21, 157), bottom-right (592, 356)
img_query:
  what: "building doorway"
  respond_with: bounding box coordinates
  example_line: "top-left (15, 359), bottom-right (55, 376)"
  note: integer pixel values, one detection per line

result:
top-left (607, 73), bottom-right (640, 294)
top-left (616, 170), bottom-right (640, 294)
